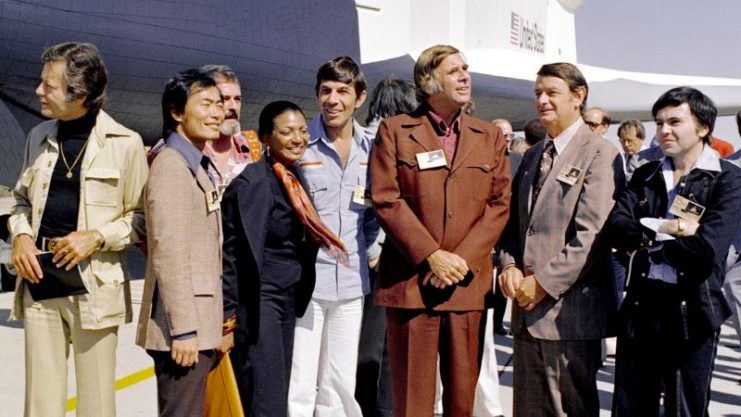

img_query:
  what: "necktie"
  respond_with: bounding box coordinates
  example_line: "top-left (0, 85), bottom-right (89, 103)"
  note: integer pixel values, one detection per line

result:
top-left (532, 140), bottom-right (555, 207)
top-left (272, 160), bottom-right (349, 266)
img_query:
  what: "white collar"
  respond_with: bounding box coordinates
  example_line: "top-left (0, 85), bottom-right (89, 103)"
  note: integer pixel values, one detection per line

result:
top-left (548, 118), bottom-right (583, 156)
top-left (660, 144), bottom-right (721, 191)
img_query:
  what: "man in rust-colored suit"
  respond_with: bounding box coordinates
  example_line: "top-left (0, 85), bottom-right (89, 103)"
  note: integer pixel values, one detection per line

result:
top-left (369, 44), bottom-right (511, 417)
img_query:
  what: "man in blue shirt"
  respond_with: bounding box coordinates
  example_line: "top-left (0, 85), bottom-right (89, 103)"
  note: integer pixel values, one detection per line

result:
top-left (288, 56), bottom-right (380, 417)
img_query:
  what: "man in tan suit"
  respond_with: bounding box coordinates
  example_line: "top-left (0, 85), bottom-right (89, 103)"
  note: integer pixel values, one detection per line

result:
top-left (136, 68), bottom-right (227, 416)
top-left (370, 44), bottom-right (511, 417)
top-left (499, 63), bottom-right (623, 417)
top-left (9, 42), bottom-right (148, 417)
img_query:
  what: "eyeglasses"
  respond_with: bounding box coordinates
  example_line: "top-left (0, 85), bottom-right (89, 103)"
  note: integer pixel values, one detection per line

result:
top-left (584, 120), bottom-right (601, 129)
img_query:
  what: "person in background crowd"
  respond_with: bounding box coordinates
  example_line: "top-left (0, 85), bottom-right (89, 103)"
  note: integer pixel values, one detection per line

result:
top-left (493, 118), bottom-right (514, 153)
top-left (136, 68), bottom-right (227, 417)
top-left (583, 106), bottom-right (611, 138)
top-left (200, 64), bottom-right (262, 188)
top-left (607, 86), bottom-right (741, 416)
top-left (509, 137), bottom-right (528, 157)
top-left (10, 42), bottom-right (147, 417)
top-left (523, 118), bottom-right (547, 149)
top-left (499, 62), bottom-right (622, 417)
top-left (370, 44), bottom-right (511, 417)
top-left (710, 135), bottom-right (734, 157)
top-left (356, 77), bottom-right (417, 417)
top-left (617, 119), bottom-right (647, 180)
top-left (287, 56), bottom-right (379, 417)
top-left (222, 101), bottom-right (331, 416)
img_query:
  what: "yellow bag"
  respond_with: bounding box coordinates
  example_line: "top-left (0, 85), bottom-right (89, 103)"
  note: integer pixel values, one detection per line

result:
top-left (204, 354), bottom-right (245, 417)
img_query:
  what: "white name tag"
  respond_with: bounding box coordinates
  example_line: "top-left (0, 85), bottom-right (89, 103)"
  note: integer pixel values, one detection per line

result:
top-left (416, 150), bottom-right (447, 170)
top-left (556, 164), bottom-right (582, 185)
top-left (206, 190), bottom-right (221, 213)
top-left (669, 195), bottom-right (705, 222)
top-left (352, 185), bottom-right (372, 207)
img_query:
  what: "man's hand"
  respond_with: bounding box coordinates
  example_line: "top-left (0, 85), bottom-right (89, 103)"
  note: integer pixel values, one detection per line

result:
top-left (515, 274), bottom-right (548, 311)
top-left (422, 272), bottom-right (452, 289)
top-left (171, 338), bottom-right (199, 367)
top-left (12, 234), bottom-right (42, 283)
top-left (368, 256), bottom-right (379, 270)
top-left (51, 230), bottom-right (103, 271)
top-left (498, 265), bottom-right (523, 299)
top-left (426, 250), bottom-right (469, 285)
top-left (217, 333), bottom-right (234, 355)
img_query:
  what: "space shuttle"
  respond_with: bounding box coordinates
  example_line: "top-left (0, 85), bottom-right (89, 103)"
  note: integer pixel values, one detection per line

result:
top-left (1, 0), bottom-right (740, 187)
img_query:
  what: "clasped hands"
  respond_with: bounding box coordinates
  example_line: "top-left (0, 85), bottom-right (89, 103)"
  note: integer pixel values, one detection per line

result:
top-left (498, 265), bottom-right (547, 311)
top-left (12, 230), bottom-right (103, 283)
top-left (423, 249), bottom-right (469, 289)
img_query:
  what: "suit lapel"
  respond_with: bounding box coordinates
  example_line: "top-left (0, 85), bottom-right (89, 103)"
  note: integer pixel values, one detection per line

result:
top-left (408, 115), bottom-right (444, 155)
top-left (520, 141), bottom-right (544, 217)
top-left (238, 161), bottom-right (271, 270)
top-left (450, 117), bottom-right (484, 173)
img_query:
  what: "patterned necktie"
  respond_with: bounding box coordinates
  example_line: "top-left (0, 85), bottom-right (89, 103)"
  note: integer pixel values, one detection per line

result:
top-left (532, 140), bottom-right (555, 207)
top-left (272, 160), bottom-right (349, 266)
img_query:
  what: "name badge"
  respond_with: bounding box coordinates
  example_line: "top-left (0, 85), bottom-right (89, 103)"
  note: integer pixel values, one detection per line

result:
top-left (556, 164), bottom-right (582, 186)
top-left (669, 195), bottom-right (705, 222)
top-left (416, 150), bottom-right (447, 170)
top-left (206, 189), bottom-right (221, 213)
top-left (352, 185), bottom-right (372, 207)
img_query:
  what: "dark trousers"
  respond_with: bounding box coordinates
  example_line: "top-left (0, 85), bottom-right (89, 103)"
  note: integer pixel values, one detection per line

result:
top-left (492, 282), bottom-right (508, 331)
top-left (386, 308), bottom-right (484, 417)
top-left (231, 282), bottom-right (296, 417)
top-left (612, 280), bottom-right (719, 417)
top-left (513, 328), bottom-right (601, 417)
top-left (149, 349), bottom-right (218, 417)
top-left (355, 271), bottom-right (393, 417)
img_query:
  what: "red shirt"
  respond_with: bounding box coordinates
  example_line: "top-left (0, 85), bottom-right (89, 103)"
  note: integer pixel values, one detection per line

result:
top-left (427, 109), bottom-right (462, 163)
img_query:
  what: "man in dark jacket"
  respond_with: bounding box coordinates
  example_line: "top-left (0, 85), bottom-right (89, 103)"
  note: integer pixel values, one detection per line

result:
top-left (606, 87), bottom-right (741, 417)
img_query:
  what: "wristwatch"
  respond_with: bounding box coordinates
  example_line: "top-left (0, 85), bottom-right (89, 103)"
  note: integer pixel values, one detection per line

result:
top-left (677, 219), bottom-right (685, 237)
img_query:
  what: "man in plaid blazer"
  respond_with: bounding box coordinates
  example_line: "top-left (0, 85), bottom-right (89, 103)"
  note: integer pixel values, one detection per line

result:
top-left (499, 63), bottom-right (623, 417)
top-left (136, 69), bottom-right (227, 416)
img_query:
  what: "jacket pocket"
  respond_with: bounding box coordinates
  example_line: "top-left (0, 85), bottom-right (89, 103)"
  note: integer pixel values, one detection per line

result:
top-left (85, 168), bottom-right (121, 207)
top-left (192, 277), bottom-right (214, 296)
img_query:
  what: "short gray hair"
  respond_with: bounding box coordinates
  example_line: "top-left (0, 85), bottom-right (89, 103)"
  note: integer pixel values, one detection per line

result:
top-left (41, 42), bottom-right (107, 113)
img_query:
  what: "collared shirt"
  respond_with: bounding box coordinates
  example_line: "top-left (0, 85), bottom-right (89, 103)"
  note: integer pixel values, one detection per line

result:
top-left (427, 109), bottom-right (461, 162)
top-left (297, 116), bottom-right (381, 301)
top-left (648, 144), bottom-right (721, 284)
top-left (165, 132), bottom-right (214, 183)
top-left (202, 131), bottom-right (257, 188)
top-left (548, 118), bottom-right (584, 163)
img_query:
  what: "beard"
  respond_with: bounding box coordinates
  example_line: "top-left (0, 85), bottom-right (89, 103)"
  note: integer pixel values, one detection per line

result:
top-left (220, 118), bottom-right (241, 136)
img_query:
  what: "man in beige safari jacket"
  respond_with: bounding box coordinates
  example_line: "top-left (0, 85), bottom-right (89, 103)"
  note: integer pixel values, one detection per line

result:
top-left (8, 42), bottom-right (147, 417)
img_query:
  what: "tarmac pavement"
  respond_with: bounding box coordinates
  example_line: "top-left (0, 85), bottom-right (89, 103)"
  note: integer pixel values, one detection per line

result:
top-left (0, 277), bottom-right (740, 416)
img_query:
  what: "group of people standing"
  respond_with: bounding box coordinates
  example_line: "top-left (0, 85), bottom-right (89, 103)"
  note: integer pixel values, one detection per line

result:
top-left (8, 40), bottom-right (740, 417)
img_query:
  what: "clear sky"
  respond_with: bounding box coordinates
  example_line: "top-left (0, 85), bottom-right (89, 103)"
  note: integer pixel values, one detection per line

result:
top-left (575, 0), bottom-right (741, 146)
top-left (575, 0), bottom-right (741, 79)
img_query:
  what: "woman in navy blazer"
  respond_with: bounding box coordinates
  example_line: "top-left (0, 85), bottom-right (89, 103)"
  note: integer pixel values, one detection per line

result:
top-left (221, 101), bottom-right (319, 417)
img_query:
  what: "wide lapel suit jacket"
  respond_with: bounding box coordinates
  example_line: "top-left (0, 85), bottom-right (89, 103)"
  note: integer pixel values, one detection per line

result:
top-left (136, 146), bottom-right (223, 351)
top-left (221, 158), bottom-right (319, 345)
top-left (370, 109), bottom-right (511, 311)
top-left (501, 123), bottom-right (624, 340)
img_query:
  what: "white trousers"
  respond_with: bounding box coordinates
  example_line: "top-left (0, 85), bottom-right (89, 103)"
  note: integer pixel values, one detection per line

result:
top-left (23, 293), bottom-right (118, 417)
top-left (288, 296), bottom-right (364, 417)
top-left (434, 308), bottom-right (504, 417)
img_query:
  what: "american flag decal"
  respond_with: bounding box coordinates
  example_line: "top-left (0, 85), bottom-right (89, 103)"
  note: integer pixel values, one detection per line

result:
top-left (510, 12), bottom-right (520, 46)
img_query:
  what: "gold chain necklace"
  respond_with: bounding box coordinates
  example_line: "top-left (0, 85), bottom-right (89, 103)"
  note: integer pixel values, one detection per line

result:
top-left (59, 140), bottom-right (89, 179)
